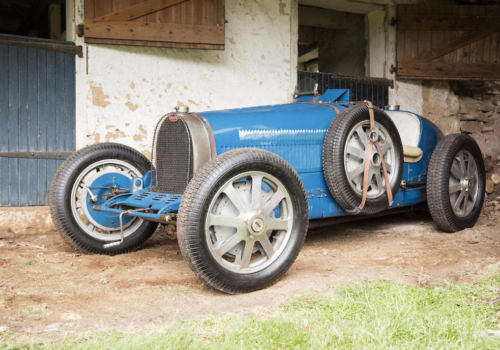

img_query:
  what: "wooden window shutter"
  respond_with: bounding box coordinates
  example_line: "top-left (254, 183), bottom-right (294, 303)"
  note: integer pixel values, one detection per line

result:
top-left (396, 5), bottom-right (500, 80)
top-left (84, 0), bottom-right (225, 50)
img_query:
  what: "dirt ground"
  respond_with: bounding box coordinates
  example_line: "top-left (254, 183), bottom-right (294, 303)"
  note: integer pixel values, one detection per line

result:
top-left (1, 205), bottom-right (500, 338)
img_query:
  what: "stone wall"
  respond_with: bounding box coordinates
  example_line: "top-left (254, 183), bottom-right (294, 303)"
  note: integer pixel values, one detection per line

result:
top-left (423, 81), bottom-right (500, 199)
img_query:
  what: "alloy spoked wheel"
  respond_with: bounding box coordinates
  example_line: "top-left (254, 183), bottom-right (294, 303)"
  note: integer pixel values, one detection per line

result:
top-left (427, 134), bottom-right (485, 233)
top-left (323, 104), bottom-right (404, 215)
top-left (177, 148), bottom-right (308, 294)
top-left (448, 150), bottom-right (479, 217)
top-left (206, 171), bottom-right (293, 274)
top-left (344, 120), bottom-right (396, 198)
top-left (71, 159), bottom-right (143, 241)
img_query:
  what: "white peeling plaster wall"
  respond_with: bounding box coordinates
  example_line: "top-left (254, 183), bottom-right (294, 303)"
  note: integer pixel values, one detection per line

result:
top-left (74, 0), bottom-right (86, 151)
top-left (76, 0), bottom-right (297, 157)
top-left (366, 8), bottom-right (385, 78)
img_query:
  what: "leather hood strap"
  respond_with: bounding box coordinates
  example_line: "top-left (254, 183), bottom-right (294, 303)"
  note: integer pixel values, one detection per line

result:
top-left (346, 101), bottom-right (393, 215)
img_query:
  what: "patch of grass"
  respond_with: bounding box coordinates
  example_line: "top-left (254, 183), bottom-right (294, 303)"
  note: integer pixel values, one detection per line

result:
top-left (2, 275), bottom-right (500, 349)
top-left (24, 261), bottom-right (36, 266)
top-left (26, 304), bottom-right (47, 318)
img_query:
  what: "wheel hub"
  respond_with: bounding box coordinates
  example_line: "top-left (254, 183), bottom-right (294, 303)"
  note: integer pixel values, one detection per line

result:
top-left (460, 177), bottom-right (474, 191)
top-left (205, 171), bottom-right (293, 274)
top-left (468, 178), bottom-right (474, 189)
top-left (247, 214), bottom-right (267, 237)
top-left (70, 159), bottom-right (143, 241)
top-left (344, 121), bottom-right (395, 198)
top-left (83, 172), bottom-right (134, 228)
top-left (371, 152), bottom-right (382, 167)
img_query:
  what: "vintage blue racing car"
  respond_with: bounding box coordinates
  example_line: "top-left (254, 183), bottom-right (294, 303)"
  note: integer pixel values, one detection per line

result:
top-left (50, 83), bottom-right (486, 293)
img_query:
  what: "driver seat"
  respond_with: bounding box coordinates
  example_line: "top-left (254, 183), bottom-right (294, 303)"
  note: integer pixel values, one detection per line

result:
top-left (385, 111), bottom-right (423, 163)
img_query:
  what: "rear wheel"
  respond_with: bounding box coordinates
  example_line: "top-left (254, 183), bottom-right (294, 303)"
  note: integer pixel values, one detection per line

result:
top-left (427, 134), bottom-right (485, 232)
top-left (50, 143), bottom-right (158, 255)
top-left (177, 149), bottom-right (308, 294)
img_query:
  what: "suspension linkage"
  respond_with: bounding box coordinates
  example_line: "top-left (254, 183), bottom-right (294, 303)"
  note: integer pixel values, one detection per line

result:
top-left (103, 208), bottom-right (149, 249)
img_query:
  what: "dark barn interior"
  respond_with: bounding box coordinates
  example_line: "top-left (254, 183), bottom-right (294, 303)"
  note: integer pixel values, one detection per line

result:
top-left (0, 0), bottom-right (66, 40)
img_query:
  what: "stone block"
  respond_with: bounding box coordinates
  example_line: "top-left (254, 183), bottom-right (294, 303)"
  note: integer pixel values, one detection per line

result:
top-left (459, 112), bottom-right (490, 122)
top-left (0, 206), bottom-right (54, 234)
top-left (486, 179), bottom-right (495, 194)
top-left (478, 111), bottom-right (490, 122)
top-left (460, 113), bottom-right (479, 121)
top-left (436, 115), bottom-right (461, 135)
top-left (484, 155), bottom-right (495, 172)
top-left (447, 93), bottom-right (460, 115)
top-left (460, 121), bottom-right (483, 134)
top-left (492, 173), bottom-right (500, 185)
top-left (459, 96), bottom-right (494, 114)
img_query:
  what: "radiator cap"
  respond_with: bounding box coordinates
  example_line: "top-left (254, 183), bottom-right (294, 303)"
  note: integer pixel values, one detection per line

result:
top-left (173, 106), bottom-right (190, 114)
top-left (178, 106), bottom-right (189, 114)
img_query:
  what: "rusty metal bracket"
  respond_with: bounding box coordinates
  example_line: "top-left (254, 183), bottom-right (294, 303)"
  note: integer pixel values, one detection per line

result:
top-left (0, 151), bottom-right (73, 160)
top-left (0, 39), bottom-right (83, 58)
top-left (390, 64), bottom-right (397, 75)
top-left (77, 24), bottom-right (85, 38)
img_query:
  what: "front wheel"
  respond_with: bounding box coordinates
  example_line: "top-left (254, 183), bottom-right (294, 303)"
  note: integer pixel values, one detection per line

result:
top-left (427, 134), bottom-right (485, 232)
top-left (177, 149), bottom-right (309, 294)
top-left (49, 143), bottom-right (158, 255)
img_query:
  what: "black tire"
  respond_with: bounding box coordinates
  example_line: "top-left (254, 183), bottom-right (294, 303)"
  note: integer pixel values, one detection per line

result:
top-left (323, 104), bottom-right (404, 215)
top-left (49, 143), bottom-right (158, 255)
top-left (177, 149), bottom-right (309, 294)
top-left (427, 134), bottom-right (485, 233)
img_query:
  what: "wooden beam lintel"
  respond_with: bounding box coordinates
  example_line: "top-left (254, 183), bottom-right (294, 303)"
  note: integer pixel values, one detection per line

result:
top-left (85, 37), bottom-right (224, 50)
top-left (85, 21), bottom-right (224, 45)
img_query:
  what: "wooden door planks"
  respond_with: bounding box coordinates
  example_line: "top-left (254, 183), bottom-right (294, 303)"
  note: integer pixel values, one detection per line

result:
top-left (397, 4), bottom-right (500, 80)
top-left (84, 0), bottom-right (225, 49)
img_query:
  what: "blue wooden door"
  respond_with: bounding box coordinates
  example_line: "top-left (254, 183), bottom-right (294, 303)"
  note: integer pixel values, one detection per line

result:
top-left (0, 35), bottom-right (76, 206)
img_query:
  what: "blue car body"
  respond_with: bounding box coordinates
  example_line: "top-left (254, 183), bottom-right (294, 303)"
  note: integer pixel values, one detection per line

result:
top-left (92, 89), bottom-right (443, 227)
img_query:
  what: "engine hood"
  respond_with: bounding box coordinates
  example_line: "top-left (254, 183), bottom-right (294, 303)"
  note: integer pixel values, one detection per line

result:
top-left (198, 102), bottom-right (346, 173)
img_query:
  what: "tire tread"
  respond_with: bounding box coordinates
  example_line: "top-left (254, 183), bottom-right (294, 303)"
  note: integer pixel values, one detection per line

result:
top-left (427, 134), bottom-right (485, 233)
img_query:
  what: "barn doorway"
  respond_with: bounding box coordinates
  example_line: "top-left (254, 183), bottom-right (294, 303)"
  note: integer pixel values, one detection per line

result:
top-left (0, 1), bottom-right (78, 206)
top-left (297, 1), bottom-right (392, 109)
top-left (298, 4), bottom-right (367, 76)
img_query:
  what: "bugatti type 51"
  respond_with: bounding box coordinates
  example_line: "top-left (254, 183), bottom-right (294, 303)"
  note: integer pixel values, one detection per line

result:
top-left (50, 85), bottom-right (486, 293)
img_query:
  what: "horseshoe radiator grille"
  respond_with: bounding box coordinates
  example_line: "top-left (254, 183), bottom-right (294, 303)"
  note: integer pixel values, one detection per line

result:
top-left (151, 117), bottom-right (193, 194)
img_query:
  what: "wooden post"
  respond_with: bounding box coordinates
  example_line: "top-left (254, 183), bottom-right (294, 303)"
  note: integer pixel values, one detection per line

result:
top-left (49, 3), bottom-right (62, 40)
